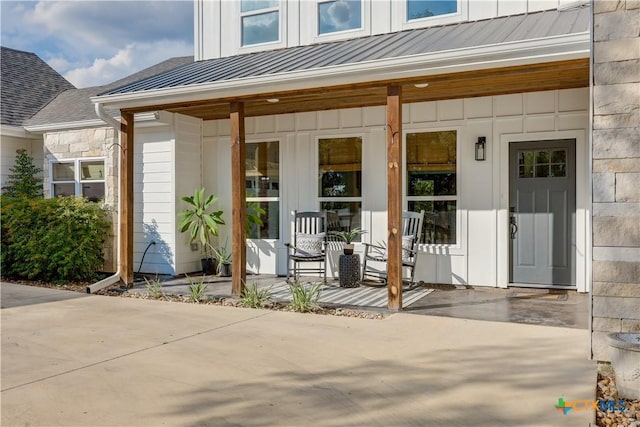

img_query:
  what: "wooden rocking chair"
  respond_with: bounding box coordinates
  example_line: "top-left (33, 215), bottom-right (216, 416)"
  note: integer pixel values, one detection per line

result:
top-left (285, 211), bottom-right (330, 283)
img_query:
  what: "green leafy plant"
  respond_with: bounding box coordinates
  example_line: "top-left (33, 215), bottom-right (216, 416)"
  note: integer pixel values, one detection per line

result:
top-left (1, 196), bottom-right (111, 281)
top-left (144, 276), bottom-right (165, 299)
top-left (186, 274), bottom-right (209, 303)
top-left (334, 227), bottom-right (367, 244)
top-left (288, 281), bottom-right (322, 312)
top-left (212, 244), bottom-right (232, 266)
top-left (241, 282), bottom-right (273, 308)
top-left (2, 149), bottom-right (43, 198)
top-left (178, 188), bottom-right (225, 260)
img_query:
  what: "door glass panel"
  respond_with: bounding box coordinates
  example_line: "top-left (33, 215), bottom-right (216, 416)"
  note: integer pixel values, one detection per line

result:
top-left (247, 201), bottom-right (279, 239)
top-left (518, 149), bottom-right (567, 179)
top-left (551, 164), bottom-right (566, 177)
top-left (535, 151), bottom-right (549, 164)
top-left (246, 141), bottom-right (279, 197)
top-left (535, 164), bottom-right (549, 178)
top-left (551, 150), bottom-right (566, 163)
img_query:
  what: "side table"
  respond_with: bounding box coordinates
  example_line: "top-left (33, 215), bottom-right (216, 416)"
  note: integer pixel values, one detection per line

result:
top-left (339, 253), bottom-right (361, 288)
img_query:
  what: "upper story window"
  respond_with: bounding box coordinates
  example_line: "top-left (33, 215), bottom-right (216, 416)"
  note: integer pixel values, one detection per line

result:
top-left (241, 0), bottom-right (280, 46)
top-left (318, 0), bottom-right (362, 35)
top-left (406, 0), bottom-right (457, 21)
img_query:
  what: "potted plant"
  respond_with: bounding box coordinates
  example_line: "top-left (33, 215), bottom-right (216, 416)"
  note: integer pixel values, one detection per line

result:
top-left (213, 244), bottom-right (232, 277)
top-left (334, 227), bottom-right (367, 255)
top-left (178, 188), bottom-right (225, 275)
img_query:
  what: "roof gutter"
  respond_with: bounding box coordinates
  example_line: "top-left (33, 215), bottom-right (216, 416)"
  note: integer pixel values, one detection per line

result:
top-left (87, 103), bottom-right (121, 293)
top-left (91, 32), bottom-right (590, 111)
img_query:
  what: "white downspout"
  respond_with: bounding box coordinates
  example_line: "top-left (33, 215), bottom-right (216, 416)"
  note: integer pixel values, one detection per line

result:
top-left (87, 103), bottom-right (122, 293)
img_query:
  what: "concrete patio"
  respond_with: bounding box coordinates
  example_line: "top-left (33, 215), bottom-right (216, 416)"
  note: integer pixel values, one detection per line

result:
top-left (124, 273), bottom-right (590, 329)
top-left (2, 281), bottom-right (595, 426)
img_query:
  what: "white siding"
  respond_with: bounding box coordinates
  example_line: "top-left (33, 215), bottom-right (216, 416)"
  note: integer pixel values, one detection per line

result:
top-left (134, 126), bottom-right (176, 275)
top-left (202, 88), bottom-right (589, 290)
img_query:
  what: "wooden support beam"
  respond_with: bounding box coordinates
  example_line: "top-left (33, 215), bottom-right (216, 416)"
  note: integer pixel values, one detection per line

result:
top-left (120, 111), bottom-right (134, 286)
top-left (230, 102), bottom-right (247, 296)
top-left (386, 85), bottom-right (403, 310)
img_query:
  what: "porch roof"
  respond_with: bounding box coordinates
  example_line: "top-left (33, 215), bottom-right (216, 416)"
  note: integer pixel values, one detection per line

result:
top-left (93, 6), bottom-right (590, 119)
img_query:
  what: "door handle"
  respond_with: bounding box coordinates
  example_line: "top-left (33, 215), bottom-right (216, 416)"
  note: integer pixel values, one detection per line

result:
top-left (510, 216), bottom-right (518, 239)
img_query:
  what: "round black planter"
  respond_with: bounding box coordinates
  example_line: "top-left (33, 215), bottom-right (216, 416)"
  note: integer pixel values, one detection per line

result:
top-left (201, 258), bottom-right (217, 275)
top-left (219, 263), bottom-right (232, 277)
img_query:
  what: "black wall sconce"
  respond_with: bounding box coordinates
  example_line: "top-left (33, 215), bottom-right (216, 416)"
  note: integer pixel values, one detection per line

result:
top-left (475, 137), bottom-right (486, 161)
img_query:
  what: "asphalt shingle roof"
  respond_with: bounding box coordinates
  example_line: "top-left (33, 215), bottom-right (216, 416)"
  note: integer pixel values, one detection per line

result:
top-left (1, 46), bottom-right (75, 126)
top-left (24, 56), bottom-right (193, 127)
top-left (100, 7), bottom-right (590, 97)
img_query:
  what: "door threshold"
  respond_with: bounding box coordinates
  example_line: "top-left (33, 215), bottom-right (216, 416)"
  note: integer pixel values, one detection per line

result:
top-left (509, 283), bottom-right (576, 291)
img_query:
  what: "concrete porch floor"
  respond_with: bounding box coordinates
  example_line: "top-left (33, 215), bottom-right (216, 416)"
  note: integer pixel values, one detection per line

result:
top-left (129, 273), bottom-right (589, 330)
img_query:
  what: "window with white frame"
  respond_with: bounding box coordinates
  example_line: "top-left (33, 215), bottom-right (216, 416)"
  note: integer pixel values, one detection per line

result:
top-left (51, 158), bottom-right (106, 202)
top-left (318, 136), bottom-right (362, 236)
top-left (318, 0), bottom-right (362, 35)
top-left (246, 141), bottom-right (279, 239)
top-left (406, 130), bottom-right (457, 245)
top-left (241, 0), bottom-right (280, 46)
top-left (406, 0), bottom-right (458, 21)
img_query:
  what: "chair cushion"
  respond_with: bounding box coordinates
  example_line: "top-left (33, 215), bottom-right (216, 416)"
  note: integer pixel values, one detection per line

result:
top-left (295, 233), bottom-right (325, 257)
top-left (402, 235), bottom-right (415, 261)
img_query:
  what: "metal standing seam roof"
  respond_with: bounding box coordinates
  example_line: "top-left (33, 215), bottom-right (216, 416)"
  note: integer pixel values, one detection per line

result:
top-left (99, 7), bottom-right (590, 98)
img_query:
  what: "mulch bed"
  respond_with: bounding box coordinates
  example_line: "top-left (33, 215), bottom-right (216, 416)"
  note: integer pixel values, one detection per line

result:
top-left (3, 278), bottom-right (384, 319)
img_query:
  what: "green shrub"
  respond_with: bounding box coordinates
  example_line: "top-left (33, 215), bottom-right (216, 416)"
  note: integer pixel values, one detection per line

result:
top-left (186, 274), bottom-right (209, 302)
top-left (2, 149), bottom-right (43, 198)
top-left (241, 282), bottom-right (272, 308)
top-left (144, 276), bottom-right (165, 299)
top-left (288, 281), bottom-right (322, 312)
top-left (1, 196), bottom-right (111, 282)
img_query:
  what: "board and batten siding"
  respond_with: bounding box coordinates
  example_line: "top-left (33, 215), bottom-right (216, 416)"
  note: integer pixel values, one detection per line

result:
top-left (202, 88), bottom-right (589, 289)
top-left (197, 0), bottom-right (586, 60)
top-left (173, 114), bottom-right (204, 275)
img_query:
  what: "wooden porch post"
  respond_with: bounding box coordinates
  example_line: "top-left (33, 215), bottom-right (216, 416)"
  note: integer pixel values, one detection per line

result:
top-left (120, 111), bottom-right (134, 286)
top-left (230, 102), bottom-right (247, 296)
top-left (386, 85), bottom-right (403, 310)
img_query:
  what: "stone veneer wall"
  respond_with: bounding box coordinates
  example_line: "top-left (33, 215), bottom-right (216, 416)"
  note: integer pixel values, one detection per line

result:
top-left (42, 127), bottom-right (118, 272)
top-left (591, 0), bottom-right (640, 361)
